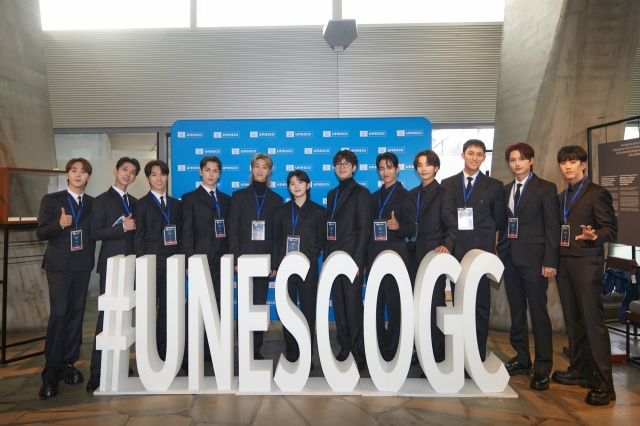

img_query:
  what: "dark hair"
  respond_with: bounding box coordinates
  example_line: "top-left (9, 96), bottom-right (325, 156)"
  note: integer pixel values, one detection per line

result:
top-left (557, 145), bottom-right (588, 163)
top-left (333, 149), bottom-right (358, 168)
top-left (286, 170), bottom-right (311, 199)
top-left (462, 139), bottom-right (487, 153)
top-left (376, 152), bottom-right (399, 169)
top-left (144, 159), bottom-right (169, 178)
top-left (65, 158), bottom-right (92, 176)
top-left (200, 156), bottom-right (222, 171)
top-left (505, 143), bottom-right (535, 172)
top-left (115, 157), bottom-right (141, 175)
top-left (413, 150), bottom-right (441, 171)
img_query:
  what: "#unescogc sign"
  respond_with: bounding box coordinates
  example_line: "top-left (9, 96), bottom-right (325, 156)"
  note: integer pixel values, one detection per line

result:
top-left (94, 250), bottom-right (515, 398)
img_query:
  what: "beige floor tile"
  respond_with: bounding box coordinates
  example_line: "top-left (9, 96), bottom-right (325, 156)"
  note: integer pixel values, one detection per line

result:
top-left (573, 404), bottom-right (640, 426)
top-left (341, 396), bottom-right (411, 416)
top-left (285, 396), bottom-right (379, 426)
top-left (109, 395), bottom-right (193, 416)
top-left (252, 396), bottom-right (307, 426)
top-left (190, 394), bottom-right (262, 424)
top-left (125, 414), bottom-right (192, 426)
top-left (13, 410), bottom-right (129, 426)
top-left (0, 410), bottom-right (28, 425)
top-left (0, 376), bottom-right (26, 397)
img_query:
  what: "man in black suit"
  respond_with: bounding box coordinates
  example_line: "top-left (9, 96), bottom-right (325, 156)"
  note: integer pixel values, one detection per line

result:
top-left (181, 156), bottom-right (231, 312)
top-left (325, 149), bottom-right (371, 371)
top-left (496, 143), bottom-right (559, 391)
top-left (366, 152), bottom-right (410, 362)
top-left (87, 157), bottom-right (140, 392)
top-left (441, 139), bottom-right (507, 362)
top-left (134, 160), bottom-right (182, 360)
top-left (274, 170), bottom-right (327, 369)
top-left (399, 150), bottom-right (457, 367)
top-left (551, 145), bottom-right (617, 406)
top-left (229, 153), bottom-right (283, 359)
top-left (37, 158), bottom-right (95, 398)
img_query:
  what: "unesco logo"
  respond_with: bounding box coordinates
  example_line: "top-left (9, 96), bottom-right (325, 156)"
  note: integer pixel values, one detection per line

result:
top-left (275, 182), bottom-right (288, 187)
top-left (240, 182), bottom-right (250, 188)
top-left (250, 131), bottom-right (276, 138)
top-left (178, 132), bottom-right (186, 138)
top-left (286, 131), bottom-right (313, 138)
top-left (204, 148), bottom-right (221, 154)
top-left (360, 130), bottom-right (386, 137)
top-left (311, 181), bottom-right (330, 188)
top-left (232, 148), bottom-right (257, 155)
top-left (341, 147), bottom-right (368, 154)
top-left (222, 165), bottom-right (239, 171)
top-left (397, 129), bottom-right (424, 137)
top-left (231, 182), bottom-right (240, 188)
top-left (286, 164), bottom-right (312, 171)
top-left (177, 165), bottom-right (186, 171)
top-left (322, 198), bottom-right (328, 205)
top-left (405, 164), bottom-right (415, 170)
top-left (322, 164), bottom-right (332, 171)
top-left (214, 132), bottom-right (240, 138)
top-left (323, 130), bottom-right (349, 137)
top-left (359, 164), bottom-right (368, 171)
top-left (195, 148), bottom-right (204, 154)
top-left (399, 164), bottom-right (405, 170)
top-left (186, 166), bottom-right (199, 171)
top-left (180, 132), bottom-right (204, 138)
top-left (357, 181), bottom-right (368, 187)
top-left (268, 148), bottom-right (295, 155)
top-left (304, 147), bottom-right (331, 154)
top-left (378, 147), bottom-right (405, 154)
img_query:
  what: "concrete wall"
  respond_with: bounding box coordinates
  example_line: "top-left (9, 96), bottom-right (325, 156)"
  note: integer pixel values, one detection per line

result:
top-left (0, 0), bottom-right (57, 332)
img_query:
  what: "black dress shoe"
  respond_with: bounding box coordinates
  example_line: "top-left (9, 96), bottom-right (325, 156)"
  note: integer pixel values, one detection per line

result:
top-left (336, 352), bottom-right (348, 362)
top-left (551, 370), bottom-right (591, 388)
top-left (586, 388), bottom-right (616, 406)
top-left (530, 372), bottom-right (550, 390)
top-left (86, 375), bottom-right (100, 392)
top-left (63, 363), bottom-right (84, 385)
top-left (39, 379), bottom-right (59, 398)
top-left (505, 357), bottom-right (532, 376)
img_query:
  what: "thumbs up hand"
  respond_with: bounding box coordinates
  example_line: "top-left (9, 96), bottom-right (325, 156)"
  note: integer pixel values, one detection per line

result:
top-left (123, 213), bottom-right (136, 231)
top-left (59, 207), bottom-right (73, 228)
top-left (387, 210), bottom-right (399, 230)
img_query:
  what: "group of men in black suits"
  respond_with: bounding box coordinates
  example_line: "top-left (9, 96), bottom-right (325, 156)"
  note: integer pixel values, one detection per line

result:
top-left (37, 140), bottom-right (616, 406)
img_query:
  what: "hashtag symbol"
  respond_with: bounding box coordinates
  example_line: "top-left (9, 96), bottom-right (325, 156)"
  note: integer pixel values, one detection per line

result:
top-left (95, 255), bottom-right (137, 392)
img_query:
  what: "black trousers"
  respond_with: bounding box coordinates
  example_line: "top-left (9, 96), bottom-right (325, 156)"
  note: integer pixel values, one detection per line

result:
top-left (557, 255), bottom-right (613, 392)
top-left (42, 271), bottom-right (91, 381)
top-left (253, 276), bottom-right (269, 354)
top-left (451, 275), bottom-right (490, 362)
top-left (282, 267), bottom-right (318, 362)
top-left (376, 274), bottom-right (401, 361)
top-left (156, 268), bottom-right (168, 361)
top-left (89, 271), bottom-right (106, 376)
top-left (331, 273), bottom-right (365, 364)
top-left (503, 254), bottom-right (553, 375)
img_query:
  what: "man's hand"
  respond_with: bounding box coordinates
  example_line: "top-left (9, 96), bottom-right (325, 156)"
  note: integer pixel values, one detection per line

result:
top-left (575, 224), bottom-right (597, 241)
top-left (434, 246), bottom-right (450, 254)
top-left (185, 269), bottom-right (189, 276)
top-left (542, 267), bottom-right (556, 278)
top-left (387, 211), bottom-right (399, 231)
top-left (123, 213), bottom-right (136, 231)
top-left (59, 207), bottom-right (73, 228)
top-left (269, 270), bottom-right (277, 278)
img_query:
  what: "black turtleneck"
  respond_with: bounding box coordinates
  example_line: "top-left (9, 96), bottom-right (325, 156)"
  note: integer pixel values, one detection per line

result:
top-left (253, 180), bottom-right (267, 196)
top-left (338, 176), bottom-right (354, 191)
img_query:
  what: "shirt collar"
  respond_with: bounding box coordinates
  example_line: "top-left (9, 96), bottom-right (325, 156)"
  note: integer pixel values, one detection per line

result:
top-left (150, 190), bottom-right (167, 201)
top-left (201, 183), bottom-right (216, 194)
top-left (66, 187), bottom-right (84, 199)
top-left (112, 185), bottom-right (127, 197)
top-left (463, 170), bottom-right (480, 181)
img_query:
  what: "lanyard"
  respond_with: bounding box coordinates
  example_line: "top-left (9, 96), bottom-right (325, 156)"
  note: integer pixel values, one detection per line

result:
top-left (291, 200), bottom-right (306, 235)
top-left (378, 182), bottom-right (398, 218)
top-left (462, 173), bottom-right (479, 207)
top-left (150, 192), bottom-right (171, 224)
top-left (331, 188), bottom-right (345, 220)
top-left (209, 190), bottom-right (221, 217)
top-left (121, 193), bottom-right (131, 216)
top-left (512, 173), bottom-right (533, 215)
top-left (415, 189), bottom-right (422, 221)
top-left (254, 188), bottom-right (267, 219)
top-left (66, 192), bottom-right (83, 229)
top-left (563, 176), bottom-right (586, 222)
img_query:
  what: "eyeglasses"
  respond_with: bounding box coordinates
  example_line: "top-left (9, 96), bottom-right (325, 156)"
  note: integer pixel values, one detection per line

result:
top-left (335, 161), bottom-right (352, 169)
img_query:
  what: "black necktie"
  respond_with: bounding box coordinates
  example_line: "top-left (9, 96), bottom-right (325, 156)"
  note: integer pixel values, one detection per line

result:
top-left (466, 177), bottom-right (473, 191)
top-left (77, 196), bottom-right (82, 209)
top-left (123, 194), bottom-right (129, 209)
top-left (514, 183), bottom-right (522, 210)
top-left (210, 190), bottom-right (217, 203)
top-left (160, 196), bottom-right (166, 212)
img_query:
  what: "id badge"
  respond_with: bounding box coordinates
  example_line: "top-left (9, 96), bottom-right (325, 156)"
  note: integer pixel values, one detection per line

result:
top-left (374, 221), bottom-right (387, 241)
top-left (286, 236), bottom-right (301, 253)
top-left (252, 220), bottom-right (265, 241)
top-left (215, 219), bottom-right (226, 238)
top-left (561, 224), bottom-right (571, 247)
top-left (507, 218), bottom-right (519, 238)
top-left (458, 208), bottom-right (474, 230)
top-left (411, 221), bottom-right (418, 242)
top-left (327, 221), bottom-right (337, 241)
top-left (70, 229), bottom-right (83, 251)
top-left (164, 225), bottom-right (177, 245)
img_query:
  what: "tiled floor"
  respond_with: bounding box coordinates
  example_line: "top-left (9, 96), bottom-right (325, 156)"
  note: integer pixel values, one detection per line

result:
top-left (2, 299), bottom-right (640, 425)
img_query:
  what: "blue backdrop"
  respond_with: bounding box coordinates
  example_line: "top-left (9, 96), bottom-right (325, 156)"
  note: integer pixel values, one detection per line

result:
top-left (171, 117), bottom-right (432, 319)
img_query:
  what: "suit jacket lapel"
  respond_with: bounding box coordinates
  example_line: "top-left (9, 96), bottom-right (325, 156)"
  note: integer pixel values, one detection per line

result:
top-left (109, 187), bottom-right (129, 215)
top-left (515, 174), bottom-right (538, 215)
top-left (504, 181), bottom-right (514, 216)
top-left (380, 182), bottom-right (401, 218)
top-left (333, 180), bottom-right (355, 216)
top-left (568, 177), bottom-right (591, 216)
top-left (465, 173), bottom-right (487, 208)
top-left (196, 185), bottom-right (216, 213)
top-left (452, 172), bottom-right (464, 203)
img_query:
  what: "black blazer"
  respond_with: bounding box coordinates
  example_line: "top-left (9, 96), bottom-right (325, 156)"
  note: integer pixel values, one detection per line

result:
top-left (557, 177), bottom-right (616, 257)
top-left (180, 185), bottom-right (231, 267)
top-left (90, 187), bottom-right (138, 274)
top-left (399, 181), bottom-right (457, 261)
top-left (441, 172), bottom-right (507, 261)
top-left (366, 182), bottom-right (410, 269)
top-left (497, 174), bottom-right (560, 268)
top-left (37, 190), bottom-right (95, 272)
top-left (274, 199), bottom-right (327, 269)
top-left (324, 180), bottom-right (371, 270)
top-left (228, 185), bottom-right (283, 267)
top-left (134, 192), bottom-right (182, 268)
